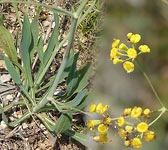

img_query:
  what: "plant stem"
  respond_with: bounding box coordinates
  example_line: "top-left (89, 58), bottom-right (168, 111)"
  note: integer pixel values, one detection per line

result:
top-left (135, 60), bottom-right (165, 107)
top-left (149, 107), bottom-right (166, 126)
top-left (0, 0), bottom-right (74, 17)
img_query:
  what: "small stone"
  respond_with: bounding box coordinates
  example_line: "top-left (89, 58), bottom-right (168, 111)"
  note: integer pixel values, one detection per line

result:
top-left (63, 40), bottom-right (68, 47)
top-left (43, 20), bottom-right (50, 27)
top-left (52, 22), bottom-right (55, 28)
top-left (9, 116), bottom-right (15, 121)
top-left (0, 74), bottom-right (11, 83)
top-left (6, 95), bottom-right (13, 100)
top-left (43, 45), bottom-right (47, 52)
top-left (0, 121), bottom-right (7, 129)
top-left (22, 123), bottom-right (28, 129)
top-left (39, 124), bottom-right (46, 130)
top-left (44, 131), bottom-right (48, 135)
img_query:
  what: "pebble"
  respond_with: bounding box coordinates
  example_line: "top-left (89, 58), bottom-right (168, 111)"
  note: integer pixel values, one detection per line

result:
top-left (22, 123), bottom-right (28, 129)
top-left (0, 121), bottom-right (7, 130)
top-left (6, 94), bottom-right (13, 101)
top-left (0, 74), bottom-right (11, 83)
top-left (43, 20), bottom-right (50, 27)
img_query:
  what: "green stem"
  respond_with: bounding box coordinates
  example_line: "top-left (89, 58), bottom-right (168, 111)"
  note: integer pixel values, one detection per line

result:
top-left (149, 107), bottom-right (166, 126)
top-left (33, 18), bottom-right (78, 113)
top-left (135, 60), bottom-right (165, 107)
top-left (0, 0), bottom-right (74, 17)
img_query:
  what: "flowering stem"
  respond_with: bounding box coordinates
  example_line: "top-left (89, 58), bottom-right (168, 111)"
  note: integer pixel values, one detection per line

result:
top-left (149, 107), bottom-right (166, 127)
top-left (135, 60), bottom-right (165, 108)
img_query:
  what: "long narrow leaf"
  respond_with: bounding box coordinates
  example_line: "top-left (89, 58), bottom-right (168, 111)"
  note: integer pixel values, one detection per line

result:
top-left (65, 130), bottom-right (86, 146)
top-left (4, 57), bottom-right (34, 105)
top-left (30, 16), bottom-right (39, 61)
top-left (63, 89), bottom-right (87, 109)
top-left (54, 112), bottom-right (72, 134)
top-left (0, 26), bottom-right (18, 63)
top-left (65, 53), bottom-right (79, 97)
top-left (37, 36), bottom-right (44, 64)
top-left (20, 15), bottom-right (33, 87)
top-left (43, 12), bottom-right (59, 65)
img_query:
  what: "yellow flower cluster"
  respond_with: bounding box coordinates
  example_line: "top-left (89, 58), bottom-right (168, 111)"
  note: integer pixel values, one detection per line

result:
top-left (118, 107), bottom-right (155, 148)
top-left (87, 104), bottom-right (156, 148)
top-left (110, 33), bottom-right (150, 73)
top-left (87, 103), bottom-right (110, 144)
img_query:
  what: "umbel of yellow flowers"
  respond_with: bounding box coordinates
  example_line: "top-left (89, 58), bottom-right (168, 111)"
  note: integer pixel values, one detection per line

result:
top-left (87, 103), bottom-right (156, 148)
top-left (110, 33), bottom-right (150, 73)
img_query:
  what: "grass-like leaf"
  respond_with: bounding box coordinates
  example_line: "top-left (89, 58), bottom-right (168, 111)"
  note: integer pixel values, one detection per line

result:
top-left (0, 25), bottom-right (18, 63)
top-left (54, 111), bottom-right (72, 134)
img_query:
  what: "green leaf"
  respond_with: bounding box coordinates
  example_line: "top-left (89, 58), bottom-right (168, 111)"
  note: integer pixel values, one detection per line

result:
top-left (65, 130), bottom-right (86, 146)
top-left (65, 53), bottom-right (79, 97)
top-left (71, 93), bottom-right (92, 113)
top-left (0, 51), bottom-right (4, 60)
top-left (43, 12), bottom-right (59, 65)
top-left (0, 26), bottom-right (18, 63)
top-left (4, 56), bottom-right (34, 104)
top-left (63, 89), bottom-right (87, 109)
top-left (30, 16), bottom-right (39, 61)
top-left (20, 15), bottom-right (33, 86)
top-left (37, 36), bottom-right (44, 65)
top-left (54, 112), bottom-right (72, 134)
top-left (74, 62), bottom-right (92, 93)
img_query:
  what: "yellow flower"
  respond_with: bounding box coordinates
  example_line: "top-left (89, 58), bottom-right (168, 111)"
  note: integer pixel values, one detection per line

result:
top-left (123, 61), bottom-right (134, 73)
top-left (98, 124), bottom-right (108, 134)
top-left (112, 39), bottom-right (120, 48)
top-left (131, 106), bottom-right (142, 118)
top-left (125, 125), bottom-right (133, 133)
top-left (110, 48), bottom-right (118, 60)
top-left (144, 108), bottom-right (150, 116)
top-left (130, 34), bottom-right (141, 43)
top-left (131, 138), bottom-right (142, 148)
top-left (125, 140), bottom-right (130, 147)
top-left (144, 130), bottom-right (155, 142)
top-left (137, 122), bottom-right (148, 133)
top-left (139, 45), bottom-right (150, 53)
top-left (127, 48), bottom-right (137, 59)
top-left (118, 128), bottom-right (126, 139)
top-left (113, 58), bottom-right (123, 64)
top-left (118, 117), bottom-right (125, 127)
top-left (89, 104), bottom-right (96, 114)
top-left (119, 43), bottom-right (128, 51)
top-left (127, 33), bottom-right (133, 39)
top-left (87, 120), bottom-right (102, 131)
top-left (96, 103), bottom-right (109, 114)
top-left (93, 134), bottom-right (108, 144)
top-left (123, 108), bottom-right (132, 116)
top-left (104, 117), bottom-right (111, 125)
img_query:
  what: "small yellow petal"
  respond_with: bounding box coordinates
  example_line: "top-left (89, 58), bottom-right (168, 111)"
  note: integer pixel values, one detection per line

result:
top-left (139, 45), bottom-right (150, 53)
top-left (89, 104), bottom-right (96, 114)
top-left (118, 117), bottom-right (125, 127)
top-left (137, 122), bottom-right (148, 133)
top-left (131, 138), bottom-right (142, 148)
top-left (144, 108), bottom-right (150, 116)
top-left (144, 130), bottom-right (155, 142)
top-left (131, 106), bottom-right (142, 118)
top-left (127, 33), bottom-right (133, 39)
top-left (123, 61), bottom-right (134, 73)
top-left (112, 39), bottom-right (120, 48)
top-left (98, 124), bottom-right (108, 134)
top-left (127, 48), bottom-right (137, 59)
top-left (130, 34), bottom-right (141, 43)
